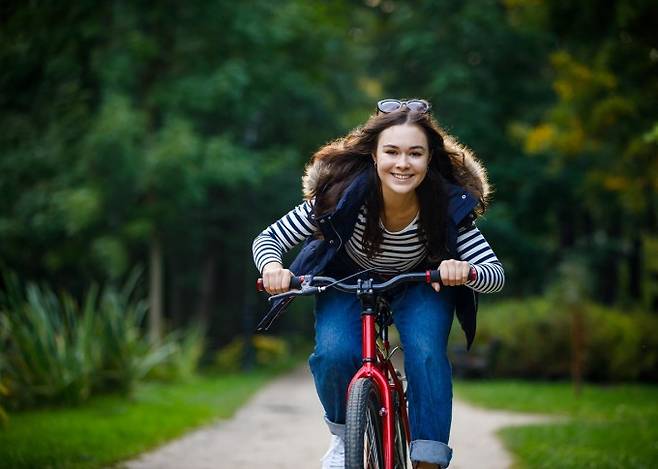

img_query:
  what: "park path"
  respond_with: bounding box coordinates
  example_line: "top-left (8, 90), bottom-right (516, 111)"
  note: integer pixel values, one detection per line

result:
top-left (121, 365), bottom-right (555, 469)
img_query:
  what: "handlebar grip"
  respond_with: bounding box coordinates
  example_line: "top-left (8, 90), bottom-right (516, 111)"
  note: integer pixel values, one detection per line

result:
top-left (425, 267), bottom-right (478, 285)
top-left (469, 266), bottom-right (477, 282)
top-left (428, 270), bottom-right (441, 283)
top-left (290, 276), bottom-right (304, 289)
top-left (256, 275), bottom-right (305, 292)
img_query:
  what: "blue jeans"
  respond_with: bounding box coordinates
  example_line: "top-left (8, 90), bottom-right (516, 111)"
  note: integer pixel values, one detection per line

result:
top-left (308, 282), bottom-right (456, 468)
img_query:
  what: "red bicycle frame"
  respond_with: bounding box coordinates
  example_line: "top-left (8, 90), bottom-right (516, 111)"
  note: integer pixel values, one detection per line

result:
top-left (257, 268), bottom-right (477, 469)
top-left (347, 297), bottom-right (410, 469)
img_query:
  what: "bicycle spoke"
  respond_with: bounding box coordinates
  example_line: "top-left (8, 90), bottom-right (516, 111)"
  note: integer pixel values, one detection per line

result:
top-left (364, 408), bottom-right (380, 468)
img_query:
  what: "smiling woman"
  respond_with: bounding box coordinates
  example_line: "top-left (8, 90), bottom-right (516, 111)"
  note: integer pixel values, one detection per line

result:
top-left (374, 125), bottom-right (430, 230)
top-left (252, 99), bottom-right (505, 469)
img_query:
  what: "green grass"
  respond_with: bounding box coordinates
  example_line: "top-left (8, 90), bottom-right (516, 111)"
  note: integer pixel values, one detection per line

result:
top-left (454, 380), bottom-right (658, 468)
top-left (0, 369), bottom-right (288, 468)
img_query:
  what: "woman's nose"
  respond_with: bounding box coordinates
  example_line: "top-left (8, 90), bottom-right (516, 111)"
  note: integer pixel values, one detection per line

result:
top-left (396, 155), bottom-right (411, 168)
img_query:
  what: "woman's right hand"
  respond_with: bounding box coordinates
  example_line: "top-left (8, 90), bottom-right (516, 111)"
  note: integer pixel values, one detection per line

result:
top-left (261, 262), bottom-right (294, 295)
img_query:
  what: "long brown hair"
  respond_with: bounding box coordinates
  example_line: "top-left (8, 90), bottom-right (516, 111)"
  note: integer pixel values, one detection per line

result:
top-left (306, 109), bottom-right (464, 263)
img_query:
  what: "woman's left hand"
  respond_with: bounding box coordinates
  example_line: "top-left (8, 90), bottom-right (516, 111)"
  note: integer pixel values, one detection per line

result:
top-left (431, 259), bottom-right (471, 292)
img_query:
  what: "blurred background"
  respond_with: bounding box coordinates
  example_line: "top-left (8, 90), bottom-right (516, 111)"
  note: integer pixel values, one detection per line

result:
top-left (1, 0), bottom-right (657, 467)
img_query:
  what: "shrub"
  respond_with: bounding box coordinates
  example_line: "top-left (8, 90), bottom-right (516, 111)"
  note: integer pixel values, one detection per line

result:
top-left (93, 270), bottom-right (175, 394)
top-left (214, 335), bottom-right (290, 372)
top-left (585, 303), bottom-right (658, 381)
top-left (0, 270), bottom-right (175, 409)
top-left (148, 324), bottom-right (206, 382)
top-left (473, 297), bottom-right (658, 382)
top-left (0, 273), bottom-right (100, 408)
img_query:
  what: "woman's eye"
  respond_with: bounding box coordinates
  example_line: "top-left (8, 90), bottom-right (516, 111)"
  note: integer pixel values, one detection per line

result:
top-left (385, 150), bottom-right (397, 155)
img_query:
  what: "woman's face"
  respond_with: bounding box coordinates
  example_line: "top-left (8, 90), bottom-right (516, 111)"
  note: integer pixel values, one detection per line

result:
top-left (373, 123), bottom-right (430, 199)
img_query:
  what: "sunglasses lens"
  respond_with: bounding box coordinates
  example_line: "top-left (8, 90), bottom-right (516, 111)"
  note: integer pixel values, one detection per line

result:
top-left (378, 99), bottom-right (402, 113)
top-left (406, 100), bottom-right (429, 112)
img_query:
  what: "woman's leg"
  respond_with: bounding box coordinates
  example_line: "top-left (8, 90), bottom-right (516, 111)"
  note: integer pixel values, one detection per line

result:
top-left (308, 288), bottom-right (362, 433)
top-left (391, 284), bottom-right (455, 468)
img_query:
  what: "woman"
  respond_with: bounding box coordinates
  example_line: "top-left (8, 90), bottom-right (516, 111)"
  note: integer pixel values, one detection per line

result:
top-left (252, 99), bottom-right (504, 469)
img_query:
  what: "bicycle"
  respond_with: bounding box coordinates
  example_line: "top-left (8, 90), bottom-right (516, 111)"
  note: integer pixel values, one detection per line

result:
top-left (257, 268), bottom-right (476, 469)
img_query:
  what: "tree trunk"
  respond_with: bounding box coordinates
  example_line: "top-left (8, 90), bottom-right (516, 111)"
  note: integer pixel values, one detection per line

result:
top-left (571, 306), bottom-right (584, 397)
top-left (196, 252), bottom-right (216, 326)
top-left (629, 235), bottom-right (642, 300)
top-left (149, 234), bottom-right (163, 344)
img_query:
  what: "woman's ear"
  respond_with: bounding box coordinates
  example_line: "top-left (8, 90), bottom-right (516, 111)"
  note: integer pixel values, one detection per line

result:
top-left (371, 152), bottom-right (377, 166)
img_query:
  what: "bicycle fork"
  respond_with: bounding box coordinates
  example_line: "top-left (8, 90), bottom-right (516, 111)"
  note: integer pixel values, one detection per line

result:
top-left (346, 279), bottom-right (406, 469)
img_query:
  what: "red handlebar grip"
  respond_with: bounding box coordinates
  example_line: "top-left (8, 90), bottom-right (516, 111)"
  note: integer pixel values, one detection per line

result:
top-left (469, 266), bottom-right (477, 282)
top-left (427, 270), bottom-right (441, 283)
top-left (256, 278), bottom-right (265, 292)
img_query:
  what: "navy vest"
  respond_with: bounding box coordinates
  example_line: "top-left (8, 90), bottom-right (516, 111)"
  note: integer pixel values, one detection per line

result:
top-left (258, 169), bottom-right (480, 350)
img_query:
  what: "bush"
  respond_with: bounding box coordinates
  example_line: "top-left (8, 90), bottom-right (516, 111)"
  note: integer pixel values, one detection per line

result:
top-left (0, 273), bottom-right (100, 407)
top-left (472, 297), bottom-right (658, 382)
top-left (148, 324), bottom-right (206, 382)
top-left (586, 303), bottom-right (658, 381)
top-left (0, 270), bottom-right (176, 410)
top-left (214, 335), bottom-right (290, 372)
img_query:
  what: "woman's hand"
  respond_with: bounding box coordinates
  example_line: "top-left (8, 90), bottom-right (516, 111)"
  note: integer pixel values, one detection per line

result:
top-left (431, 259), bottom-right (471, 292)
top-left (261, 262), bottom-right (294, 295)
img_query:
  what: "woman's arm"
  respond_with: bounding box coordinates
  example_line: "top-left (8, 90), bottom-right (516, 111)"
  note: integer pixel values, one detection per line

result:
top-left (252, 200), bottom-right (317, 274)
top-left (456, 222), bottom-right (505, 293)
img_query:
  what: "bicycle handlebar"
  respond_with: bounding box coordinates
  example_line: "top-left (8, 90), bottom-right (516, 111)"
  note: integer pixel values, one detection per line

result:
top-left (256, 268), bottom-right (477, 302)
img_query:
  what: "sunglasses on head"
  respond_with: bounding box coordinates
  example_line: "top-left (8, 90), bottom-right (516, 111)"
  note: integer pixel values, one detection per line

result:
top-left (376, 98), bottom-right (431, 114)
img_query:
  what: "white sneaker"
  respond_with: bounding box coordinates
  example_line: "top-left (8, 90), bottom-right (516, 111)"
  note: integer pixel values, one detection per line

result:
top-left (321, 434), bottom-right (345, 469)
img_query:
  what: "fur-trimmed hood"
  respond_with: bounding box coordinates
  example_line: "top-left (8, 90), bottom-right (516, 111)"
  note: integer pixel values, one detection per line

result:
top-left (301, 132), bottom-right (491, 212)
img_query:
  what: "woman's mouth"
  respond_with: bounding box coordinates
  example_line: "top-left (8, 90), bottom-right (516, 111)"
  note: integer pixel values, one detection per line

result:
top-left (391, 173), bottom-right (413, 180)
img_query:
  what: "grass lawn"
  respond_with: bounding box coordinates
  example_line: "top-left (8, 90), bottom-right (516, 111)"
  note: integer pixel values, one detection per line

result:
top-left (454, 380), bottom-right (658, 468)
top-left (0, 368), bottom-right (291, 468)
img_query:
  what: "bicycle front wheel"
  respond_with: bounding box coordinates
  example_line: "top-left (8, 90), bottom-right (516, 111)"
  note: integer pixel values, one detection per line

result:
top-left (393, 391), bottom-right (409, 468)
top-left (345, 378), bottom-right (384, 469)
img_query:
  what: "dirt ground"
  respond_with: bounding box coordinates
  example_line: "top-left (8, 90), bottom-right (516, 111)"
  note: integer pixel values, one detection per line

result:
top-left (121, 365), bottom-right (555, 469)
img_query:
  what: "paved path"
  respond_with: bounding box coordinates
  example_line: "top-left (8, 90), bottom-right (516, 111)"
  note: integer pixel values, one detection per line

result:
top-left (121, 366), bottom-right (556, 469)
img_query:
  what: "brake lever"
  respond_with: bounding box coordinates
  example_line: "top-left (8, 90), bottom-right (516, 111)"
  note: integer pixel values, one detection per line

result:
top-left (267, 286), bottom-right (320, 302)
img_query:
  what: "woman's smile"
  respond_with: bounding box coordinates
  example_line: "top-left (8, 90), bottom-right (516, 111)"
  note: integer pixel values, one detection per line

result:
top-left (374, 123), bottom-right (430, 198)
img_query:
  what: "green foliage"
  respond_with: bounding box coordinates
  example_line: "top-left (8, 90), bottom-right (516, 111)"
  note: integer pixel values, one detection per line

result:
top-left (1, 0), bottom-right (656, 383)
top-left (148, 324), bottom-right (206, 382)
top-left (471, 297), bottom-right (658, 381)
top-left (93, 270), bottom-right (176, 394)
top-left (0, 272), bottom-right (99, 407)
top-left (0, 271), bottom-right (177, 409)
top-left (214, 335), bottom-right (290, 372)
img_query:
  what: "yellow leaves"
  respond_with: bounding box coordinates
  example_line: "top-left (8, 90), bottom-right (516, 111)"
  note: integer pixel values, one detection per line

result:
top-left (559, 121), bottom-right (586, 155)
top-left (524, 123), bottom-right (555, 154)
top-left (550, 51), bottom-right (616, 102)
top-left (523, 119), bottom-right (585, 156)
top-left (520, 50), bottom-right (627, 158)
top-left (591, 96), bottom-right (636, 133)
top-left (602, 176), bottom-right (630, 191)
top-left (358, 77), bottom-right (383, 99)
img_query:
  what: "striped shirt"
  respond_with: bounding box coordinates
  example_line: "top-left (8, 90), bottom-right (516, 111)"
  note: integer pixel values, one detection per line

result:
top-left (252, 200), bottom-right (504, 293)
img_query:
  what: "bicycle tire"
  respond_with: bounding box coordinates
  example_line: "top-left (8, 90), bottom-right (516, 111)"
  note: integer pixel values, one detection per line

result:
top-left (345, 378), bottom-right (384, 469)
top-left (392, 390), bottom-right (409, 468)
